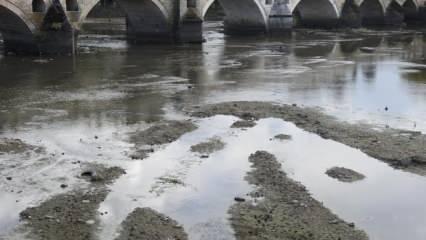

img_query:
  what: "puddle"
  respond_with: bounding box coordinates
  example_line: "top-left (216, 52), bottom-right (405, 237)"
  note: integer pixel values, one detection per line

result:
top-left (95, 116), bottom-right (426, 240)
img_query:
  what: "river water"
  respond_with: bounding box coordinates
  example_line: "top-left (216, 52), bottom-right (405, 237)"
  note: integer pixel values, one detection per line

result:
top-left (1, 22), bottom-right (426, 239)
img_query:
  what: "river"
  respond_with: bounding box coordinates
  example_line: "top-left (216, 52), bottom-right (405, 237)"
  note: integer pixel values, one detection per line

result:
top-left (1, 21), bottom-right (426, 240)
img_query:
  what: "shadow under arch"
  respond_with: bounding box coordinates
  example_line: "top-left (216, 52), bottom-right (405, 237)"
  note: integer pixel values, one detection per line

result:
top-left (79, 0), bottom-right (172, 42)
top-left (340, 0), bottom-right (361, 27)
top-left (385, 0), bottom-right (405, 26)
top-left (402, 0), bottom-right (419, 24)
top-left (0, 0), bottom-right (38, 54)
top-left (292, 0), bottom-right (339, 28)
top-left (359, 0), bottom-right (385, 26)
top-left (201, 0), bottom-right (268, 34)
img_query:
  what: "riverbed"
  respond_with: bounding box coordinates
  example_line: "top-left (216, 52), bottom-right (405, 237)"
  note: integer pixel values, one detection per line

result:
top-left (1, 22), bottom-right (426, 240)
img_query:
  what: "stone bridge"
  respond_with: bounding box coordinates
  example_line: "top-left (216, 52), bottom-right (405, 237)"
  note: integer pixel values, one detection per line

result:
top-left (0, 0), bottom-right (424, 54)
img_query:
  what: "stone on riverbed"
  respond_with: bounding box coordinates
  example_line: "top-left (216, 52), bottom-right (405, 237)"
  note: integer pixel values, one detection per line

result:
top-left (326, 167), bottom-right (365, 183)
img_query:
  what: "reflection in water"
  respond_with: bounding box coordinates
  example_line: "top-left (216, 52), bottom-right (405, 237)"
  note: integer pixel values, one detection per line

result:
top-left (0, 23), bottom-right (426, 239)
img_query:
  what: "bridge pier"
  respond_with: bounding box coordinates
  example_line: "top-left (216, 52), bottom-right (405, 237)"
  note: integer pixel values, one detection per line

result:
top-left (268, 0), bottom-right (293, 33)
top-left (179, 8), bottom-right (204, 43)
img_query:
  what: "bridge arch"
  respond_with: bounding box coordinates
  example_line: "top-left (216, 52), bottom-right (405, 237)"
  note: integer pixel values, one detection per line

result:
top-left (201, 0), bottom-right (268, 33)
top-left (0, 0), bottom-right (38, 53)
top-left (78, 0), bottom-right (172, 41)
top-left (292, 0), bottom-right (340, 27)
top-left (359, 0), bottom-right (385, 26)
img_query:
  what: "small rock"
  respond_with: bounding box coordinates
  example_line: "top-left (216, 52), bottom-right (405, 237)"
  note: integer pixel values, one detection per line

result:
top-left (86, 219), bottom-right (96, 225)
top-left (60, 184), bottom-right (68, 189)
top-left (6, 177), bottom-right (12, 181)
top-left (234, 197), bottom-right (246, 202)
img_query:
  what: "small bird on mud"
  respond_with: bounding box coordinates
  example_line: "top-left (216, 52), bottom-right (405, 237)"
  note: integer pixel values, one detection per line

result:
top-left (385, 106), bottom-right (389, 111)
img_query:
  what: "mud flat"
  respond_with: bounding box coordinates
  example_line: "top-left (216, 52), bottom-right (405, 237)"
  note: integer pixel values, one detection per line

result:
top-left (190, 137), bottom-right (225, 154)
top-left (128, 120), bottom-right (197, 160)
top-left (191, 101), bottom-right (426, 175)
top-left (130, 120), bottom-right (197, 146)
top-left (326, 167), bottom-right (366, 183)
top-left (230, 151), bottom-right (368, 240)
top-left (17, 165), bottom-right (126, 240)
top-left (115, 208), bottom-right (188, 240)
top-left (0, 138), bottom-right (44, 155)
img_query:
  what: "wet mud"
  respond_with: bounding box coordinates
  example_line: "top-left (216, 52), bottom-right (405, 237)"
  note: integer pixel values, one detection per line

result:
top-left (231, 120), bottom-right (257, 129)
top-left (325, 167), bottom-right (366, 183)
top-left (0, 139), bottom-right (44, 155)
top-left (230, 151), bottom-right (368, 240)
top-left (18, 165), bottom-right (125, 240)
top-left (191, 101), bottom-right (426, 175)
top-left (190, 137), bottom-right (225, 154)
top-left (130, 120), bottom-right (197, 146)
top-left (115, 208), bottom-right (188, 240)
top-left (128, 120), bottom-right (197, 160)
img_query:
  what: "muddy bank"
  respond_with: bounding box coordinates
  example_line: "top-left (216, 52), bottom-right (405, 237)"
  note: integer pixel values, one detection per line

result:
top-left (191, 101), bottom-right (426, 175)
top-left (230, 151), bottom-right (368, 240)
top-left (190, 137), bottom-right (225, 154)
top-left (130, 120), bottom-right (197, 146)
top-left (128, 120), bottom-right (197, 160)
top-left (115, 208), bottom-right (188, 240)
top-left (326, 167), bottom-right (366, 183)
top-left (0, 138), bottom-right (44, 155)
top-left (18, 165), bottom-right (125, 240)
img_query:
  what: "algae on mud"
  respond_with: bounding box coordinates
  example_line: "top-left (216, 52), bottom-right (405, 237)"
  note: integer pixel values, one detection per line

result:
top-left (190, 101), bottom-right (426, 175)
top-left (230, 151), bottom-right (368, 240)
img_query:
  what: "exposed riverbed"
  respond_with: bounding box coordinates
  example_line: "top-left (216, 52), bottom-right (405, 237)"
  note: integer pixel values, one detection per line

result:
top-left (1, 22), bottom-right (426, 240)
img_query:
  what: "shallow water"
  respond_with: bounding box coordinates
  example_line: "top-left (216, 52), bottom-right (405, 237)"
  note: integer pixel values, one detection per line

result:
top-left (1, 22), bottom-right (426, 239)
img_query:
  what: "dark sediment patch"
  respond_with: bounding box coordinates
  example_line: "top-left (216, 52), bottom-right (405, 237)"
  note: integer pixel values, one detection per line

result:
top-left (274, 134), bottom-right (292, 140)
top-left (231, 120), bottom-right (256, 129)
top-left (19, 165), bottom-right (125, 240)
top-left (115, 207), bottom-right (188, 240)
top-left (130, 120), bottom-right (197, 146)
top-left (229, 151), bottom-right (368, 240)
top-left (190, 137), bottom-right (225, 154)
top-left (326, 167), bottom-right (366, 183)
top-left (80, 164), bottom-right (126, 184)
top-left (0, 138), bottom-right (44, 154)
top-left (129, 148), bottom-right (154, 160)
top-left (190, 101), bottom-right (426, 175)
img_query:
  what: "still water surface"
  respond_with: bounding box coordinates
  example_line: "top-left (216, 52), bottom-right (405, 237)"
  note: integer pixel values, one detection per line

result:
top-left (1, 22), bottom-right (426, 239)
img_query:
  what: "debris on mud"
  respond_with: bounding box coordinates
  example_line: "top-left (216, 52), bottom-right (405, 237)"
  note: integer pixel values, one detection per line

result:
top-left (191, 101), bottom-right (426, 175)
top-left (18, 164), bottom-right (125, 240)
top-left (231, 120), bottom-right (256, 129)
top-left (326, 167), bottom-right (366, 183)
top-left (130, 120), bottom-right (197, 146)
top-left (0, 138), bottom-right (44, 154)
top-left (274, 134), bottom-right (292, 140)
top-left (229, 151), bottom-right (368, 240)
top-left (115, 208), bottom-right (188, 240)
top-left (190, 137), bottom-right (225, 154)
